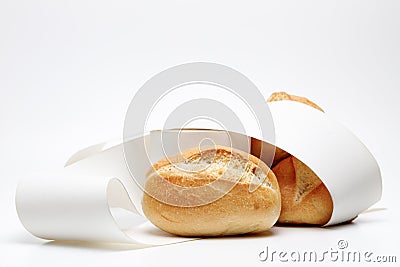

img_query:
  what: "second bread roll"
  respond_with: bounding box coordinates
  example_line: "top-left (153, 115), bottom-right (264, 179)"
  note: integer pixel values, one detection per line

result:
top-left (252, 91), bottom-right (334, 225)
top-left (272, 156), bottom-right (333, 225)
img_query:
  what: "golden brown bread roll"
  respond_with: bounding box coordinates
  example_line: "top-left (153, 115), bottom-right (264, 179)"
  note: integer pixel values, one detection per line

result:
top-left (251, 91), bottom-right (333, 225)
top-left (142, 146), bottom-right (281, 236)
top-left (272, 156), bottom-right (333, 225)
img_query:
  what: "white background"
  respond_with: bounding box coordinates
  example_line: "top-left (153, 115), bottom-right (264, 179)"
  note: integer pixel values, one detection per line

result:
top-left (1, 0), bottom-right (399, 266)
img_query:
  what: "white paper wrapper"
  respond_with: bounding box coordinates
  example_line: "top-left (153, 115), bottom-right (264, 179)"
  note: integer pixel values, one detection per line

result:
top-left (15, 101), bottom-right (382, 244)
top-left (16, 137), bottom-right (194, 245)
top-left (261, 101), bottom-right (382, 225)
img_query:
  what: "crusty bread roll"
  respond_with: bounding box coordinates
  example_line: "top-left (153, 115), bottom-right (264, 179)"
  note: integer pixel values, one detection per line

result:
top-left (272, 156), bottom-right (333, 225)
top-left (142, 146), bottom-right (281, 236)
top-left (252, 91), bottom-right (333, 225)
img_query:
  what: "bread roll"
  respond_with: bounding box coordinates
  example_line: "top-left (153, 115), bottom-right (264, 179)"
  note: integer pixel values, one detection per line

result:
top-left (272, 156), bottom-right (333, 225)
top-left (142, 146), bottom-right (281, 236)
top-left (253, 91), bottom-right (333, 225)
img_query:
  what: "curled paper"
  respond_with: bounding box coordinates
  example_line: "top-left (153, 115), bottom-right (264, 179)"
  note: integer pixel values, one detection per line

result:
top-left (15, 101), bottom-right (382, 244)
top-left (263, 101), bottom-right (382, 225)
top-left (16, 136), bottom-right (194, 245)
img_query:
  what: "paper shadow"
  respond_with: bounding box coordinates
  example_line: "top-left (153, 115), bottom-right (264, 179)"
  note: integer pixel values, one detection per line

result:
top-left (41, 240), bottom-right (152, 251)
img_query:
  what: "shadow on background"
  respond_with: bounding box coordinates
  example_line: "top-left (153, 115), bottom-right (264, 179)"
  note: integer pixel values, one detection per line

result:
top-left (41, 228), bottom-right (276, 250)
top-left (41, 240), bottom-right (152, 251)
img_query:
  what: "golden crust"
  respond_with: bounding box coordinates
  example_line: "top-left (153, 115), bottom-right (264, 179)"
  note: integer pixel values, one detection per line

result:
top-left (272, 156), bottom-right (333, 225)
top-left (267, 91), bottom-right (324, 112)
top-left (142, 146), bottom-right (281, 236)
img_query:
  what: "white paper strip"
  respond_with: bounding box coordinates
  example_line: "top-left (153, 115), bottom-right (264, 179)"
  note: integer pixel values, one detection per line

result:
top-left (15, 101), bottom-right (382, 244)
top-left (267, 101), bottom-right (382, 225)
top-left (16, 136), bottom-right (194, 245)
